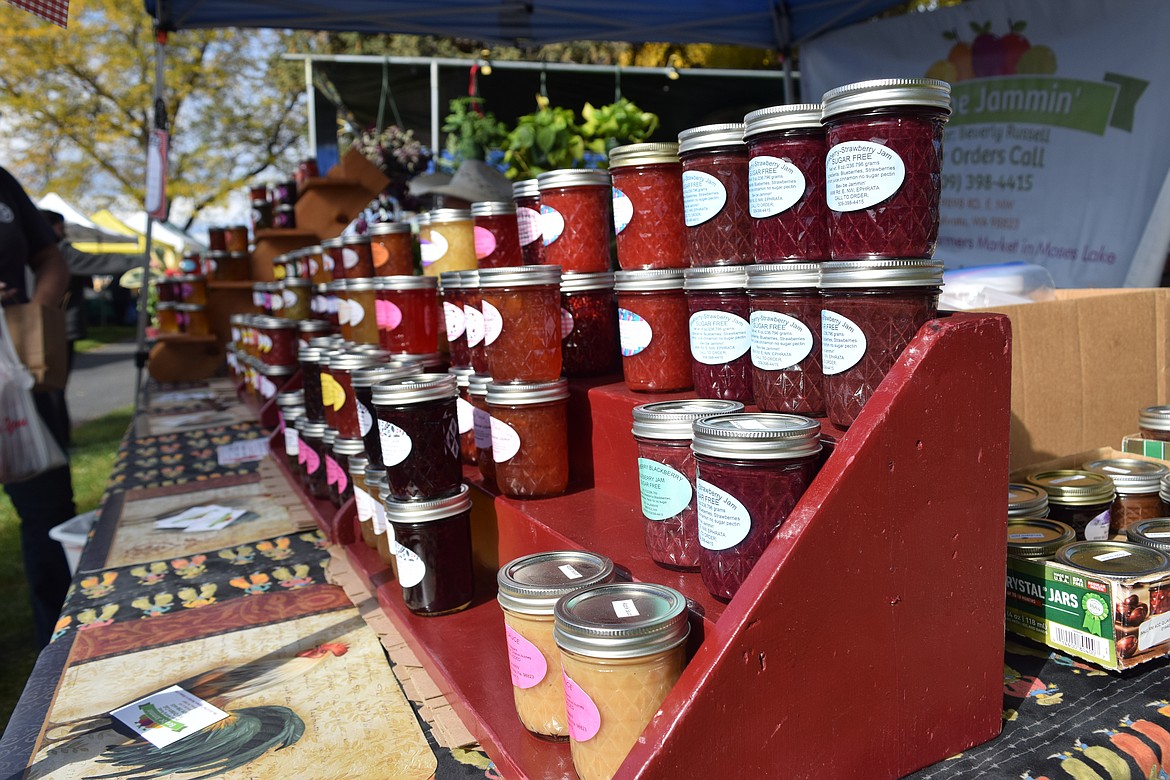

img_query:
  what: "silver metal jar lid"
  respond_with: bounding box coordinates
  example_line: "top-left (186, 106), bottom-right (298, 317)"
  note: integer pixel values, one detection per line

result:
top-left (458, 269), bottom-right (480, 287)
top-left (478, 265), bottom-right (562, 288)
top-left (344, 277), bottom-right (378, 293)
top-left (276, 389), bottom-right (304, 408)
top-left (468, 374), bottom-right (492, 397)
top-left (400, 352), bottom-right (445, 369)
top-left (497, 551), bottom-right (616, 615)
top-left (283, 277), bottom-right (312, 288)
top-left (324, 280), bottom-right (347, 294)
top-left (173, 303), bottom-right (206, 312)
top-left (384, 482), bottom-right (471, 524)
top-left (1055, 540), bottom-right (1170, 579)
top-left (368, 221), bottom-right (412, 235)
top-left (326, 352), bottom-right (383, 372)
top-left (322, 427), bottom-right (337, 446)
top-left (486, 378), bottom-right (569, 406)
top-left (342, 234), bottom-right (371, 246)
top-left (298, 345), bottom-right (325, 364)
top-left (745, 263), bottom-right (821, 290)
top-left (1027, 470), bottom-right (1116, 506)
top-left (1139, 405), bottom-right (1170, 432)
top-left (561, 271), bottom-right (614, 293)
top-left (819, 259), bottom-right (944, 288)
top-left (372, 275), bottom-right (438, 291)
top-left (370, 373), bottom-right (457, 406)
top-left (320, 236), bottom-right (345, 249)
top-left (352, 364), bottom-right (421, 389)
top-left (1127, 518), bottom-right (1170, 552)
top-left (743, 104), bottom-right (824, 138)
top-left (258, 362), bottom-right (295, 377)
top-left (426, 208), bottom-right (473, 224)
top-left (438, 271), bottom-right (463, 290)
top-left (678, 123), bottom-right (746, 154)
top-left (632, 400), bottom-right (745, 440)
top-left (470, 201), bottom-right (516, 218)
top-left (1082, 458), bottom-right (1168, 494)
top-left (1007, 483), bottom-right (1050, 518)
top-left (304, 245), bottom-right (322, 255)
top-left (333, 437), bottom-right (366, 456)
top-left (821, 78), bottom-right (952, 121)
top-left (347, 454), bottom-right (370, 476)
top-left (349, 345), bottom-right (393, 361)
top-left (537, 169), bottom-right (611, 190)
top-left (1007, 518), bottom-right (1075, 559)
top-left (300, 420), bottom-right (326, 438)
top-left (448, 366), bottom-right (474, 387)
top-left (512, 179), bottom-right (540, 199)
top-left (554, 582), bottom-right (690, 659)
top-left (683, 265), bottom-right (748, 291)
top-left (364, 465), bottom-right (387, 488)
top-left (692, 412), bottom-right (821, 460)
top-left (608, 142), bottom-right (680, 169)
top-left (1162, 472), bottom-right (1170, 504)
top-left (298, 320), bottom-right (333, 333)
top-left (613, 268), bottom-right (686, 292)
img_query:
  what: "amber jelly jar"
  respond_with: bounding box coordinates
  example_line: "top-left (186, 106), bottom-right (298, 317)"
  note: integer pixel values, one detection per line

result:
top-left (614, 269), bottom-right (692, 393)
top-left (821, 79), bottom-right (951, 260)
top-left (369, 221), bottom-right (417, 276)
top-left (1139, 406), bottom-right (1170, 442)
top-left (684, 266), bottom-right (753, 403)
top-left (472, 202), bottom-right (523, 268)
top-left (1083, 457), bottom-right (1170, 535)
top-left (480, 265), bottom-right (564, 383)
top-left (746, 263), bottom-right (824, 415)
top-left (512, 179), bottom-right (545, 266)
top-left (488, 379), bottom-right (570, 499)
top-left (282, 277), bottom-right (312, 321)
top-left (365, 467), bottom-right (391, 561)
top-left (374, 275), bottom-right (440, 355)
top-left (678, 123), bottom-right (752, 267)
top-left (1026, 470), bottom-right (1115, 541)
top-left (349, 455), bottom-right (375, 547)
top-left (371, 373), bottom-right (462, 501)
top-left (608, 142), bottom-right (687, 270)
top-left (1006, 518), bottom-right (1076, 560)
top-left (384, 483), bottom-right (475, 616)
top-left (419, 209), bottom-right (476, 277)
top-left (497, 551), bottom-right (616, 740)
top-left (538, 169), bottom-right (613, 274)
top-left (561, 272), bottom-right (619, 378)
top-left (554, 582), bottom-right (690, 780)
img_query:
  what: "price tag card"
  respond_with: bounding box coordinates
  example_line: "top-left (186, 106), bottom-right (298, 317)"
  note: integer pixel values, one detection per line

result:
top-left (216, 438), bottom-right (270, 466)
top-left (110, 685), bottom-right (229, 749)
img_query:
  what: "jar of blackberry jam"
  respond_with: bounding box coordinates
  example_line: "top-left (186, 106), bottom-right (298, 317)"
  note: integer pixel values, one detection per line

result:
top-left (678, 123), bottom-right (752, 267)
top-left (1139, 406), bottom-right (1170, 442)
top-left (743, 104), bottom-right (829, 262)
top-left (369, 221), bottom-right (416, 276)
top-left (512, 179), bottom-right (544, 266)
top-left (633, 399), bottom-right (744, 571)
top-left (298, 345), bottom-right (327, 424)
top-left (1026, 470), bottom-right (1115, 541)
top-left (821, 79), bottom-right (951, 260)
top-left (462, 271), bottom-right (489, 375)
top-left (487, 379), bottom-right (570, 499)
top-left (439, 271), bottom-right (469, 368)
top-left (746, 263), bottom-right (824, 416)
top-left (692, 412), bottom-right (822, 600)
top-left (608, 142), bottom-right (687, 270)
top-left (371, 373), bottom-right (462, 501)
top-left (468, 374), bottom-right (496, 485)
top-left (614, 269), bottom-right (692, 393)
top-left (384, 483), bottom-right (474, 616)
top-left (537, 169), bottom-right (613, 274)
top-left (353, 364), bottom-right (422, 467)
top-left (820, 259), bottom-right (942, 428)
top-left (449, 366), bottom-right (477, 466)
top-left (472, 202), bottom-right (523, 268)
top-left (374, 275), bottom-right (440, 355)
top-left (480, 265), bottom-right (564, 383)
top-left (684, 266), bottom-right (753, 403)
top-left (561, 272), bottom-right (619, 377)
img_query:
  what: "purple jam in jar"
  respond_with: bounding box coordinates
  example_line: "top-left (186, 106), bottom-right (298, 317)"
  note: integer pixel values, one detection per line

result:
top-left (746, 263), bottom-right (824, 416)
top-left (385, 484), bottom-right (475, 616)
top-left (684, 266), bottom-right (753, 403)
top-left (561, 272), bottom-right (620, 378)
top-left (371, 373), bottom-right (462, 501)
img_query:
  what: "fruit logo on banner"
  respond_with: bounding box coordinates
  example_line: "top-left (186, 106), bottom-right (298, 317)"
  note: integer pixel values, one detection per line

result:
top-left (801, 0), bottom-right (1170, 288)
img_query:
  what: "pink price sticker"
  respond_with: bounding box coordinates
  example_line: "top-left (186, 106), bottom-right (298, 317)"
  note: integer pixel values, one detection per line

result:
top-left (376, 299), bottom-right (403, 331)
top-left (302, 444), bottom-right (320, 475)
top-left (473, 225), bottom-right (497, 260)
top-left (325, 456), bottom-right (347, 492)
top-left (562, 672), bottom-right (601, 742)
top-left (505, 624), bottom-right (547, 689)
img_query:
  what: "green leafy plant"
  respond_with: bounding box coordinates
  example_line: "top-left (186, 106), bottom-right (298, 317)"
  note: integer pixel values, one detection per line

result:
top-left (503, 103), bottom-right (588, 180)
top-left (441, 97), bottom-right (508, 171)
top-left (580, 98), bottom-right (660, 155)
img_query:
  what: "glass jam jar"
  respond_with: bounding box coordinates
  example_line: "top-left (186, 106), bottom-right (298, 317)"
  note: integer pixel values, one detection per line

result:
top-left (297, 318), bottom-right (332, 345)
top-left (207, 226), bottom-right (227, 253)
top-left (305, 245), bottom-right (329, 285)
top-left (369, 221), bottom-right (417, 276)
top-left (1083, 457), bottom-right (1170, 535)
top-left (177, 303), bottom-right (210, 336)
top-left (684, 266), bottom-right (753, 403)
top-left (462, 271), bottom-right (489, 374)
top-left (1026, 470), bottom-right (1116, 541)
top-left (299, 420), bottom-right (330, 501)
top-left (449, 366), bottom-right (477, 465)
top-left (692, 412), bottom-right (822, 600)
top-left (364, 467), bottom-right (390, 558)
top-left (371, 373), bottom-right (462, 501)
top-left (1139, 406), bottom-right (1170, 442)
top-left (821, 79), bottom-right (952, 260)
top-left (420, 209), bottom-right (476, 276)
top-left (743, 104), bottom-right (829, 262)
top-left (344, 279), bottom-right (381, 345)
top-left (468, 373), bottom-right (496, 485)
top-left (746, 263), bottom-right (824, 415)
top-left (349, 455), bottom-right (376, 547)
top-left (554, 582), bottom-right (690, 780)
top-left (1127, 518), bottom-right (1170, 555)
top-left (819, 259), bottom-right (942, 428)
top-left (224, 252), bottom-right (252, 282)
top-left (561, 272), bottom-right (619, 378)
top-left (512, 179), bottom-right (544, 266)
top-left (497, 551), bottom-right (616, 740)
top-left (614, 269), bottom-right (692, 393)
top-left (224, 225), bottom-right (249, 254)
top-left (472, 202), bottom-right (523, 268)
top-left (328, 437), bottom-right (363, 507)
top-left (320, 236), bottom-right (344, 281)
top-left (353, 364), bottom-right (422, 467)
top-left (633, 399), bottom-right (744, 571)
top-left (298, 345), bottom-right (326, 423)
top-left (1006, 518), bottom-right (1076, 560)
top-left (1163, 473), bottom-right (1170, 515)
top-left (384, 483), bottom-right (475, 616)
top-left (174, 274), bottom-right (207, 305)
top-left (677, 123), bottom-right (752, 267)
top-left (608, 142), bottom-right (687, 270)
top-left (257, 363), bottom-right (293, 401)
top-left (156, 302), bottom-right (179, 334)
top-left (487, 379), bottom-right (570, 499)
top-left (537, 169), bottom-right (613, 274)
top-left (258, 317), bottom-right (300, 367)
top-left (281, 277), bottom-right (312, 321)
top-left (324, 352), bottom-right (385, 440)
top-left (341, 234), bottom-right (376, 279)
top-left (1008, 483), bottom-right (1050, 520)
top-left (480, 265), bottom-right (564, 383)
top-left (374, 276), bottom-right (440, 355)
top-left (439, 271), bottom-right (469, 368)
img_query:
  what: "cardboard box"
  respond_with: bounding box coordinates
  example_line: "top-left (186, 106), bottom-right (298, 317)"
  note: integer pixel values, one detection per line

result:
top-left (4, 303), bottom-right (67, 392)
top-left (1123, 434), bottom-right (1170, 461)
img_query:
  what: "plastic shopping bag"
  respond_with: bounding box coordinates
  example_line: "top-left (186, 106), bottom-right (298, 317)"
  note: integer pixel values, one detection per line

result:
top-left (0, 310), bottom-right (66, 483)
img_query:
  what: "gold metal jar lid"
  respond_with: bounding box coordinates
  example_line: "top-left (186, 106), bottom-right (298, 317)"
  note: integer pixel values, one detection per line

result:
top-left (1083, 458), bottom-right (1168, 494)
top-left (821, 78), bottom-right (952, 121)
top-left (678, 123), bottom-right (746, 154)
top-left (1007, 483), bottom-right (1050, 518)
top-left (1055, 540), bottom-right (1169, 579)
top-left (1007, 518), bottom-right (1076, 559)
top-left (743, 104), bottom-right (823, 138)
top-left (554, 582), bottom-right (690, 659)
top-left (1027, 470), bottom-right (1116, 506)
top-left (497, 550), bottom-right (616, 615)
top-left (608, 142), bottom-right (680, 168)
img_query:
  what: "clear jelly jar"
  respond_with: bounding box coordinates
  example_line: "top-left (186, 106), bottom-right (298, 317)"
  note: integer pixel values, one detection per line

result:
top-left (439, 271), bottom-right (469, 368)
top-left (820, 259), bottom-right (942, 428)
top-left (678, 123), bottom-right (752, 267)
top-left (462, 271), bottom-right (489, 375)
top-left (746, 263), bottom-right (824, 416)
top-left (608, 142), bottom-right (687, 270)
top-left (1083, 457), bottom-right (1170, 535)
top-left (472, 202), bottom-right (523, 268)
top-left (633, 399), bottom-right (744, 571)
top-left (468, 374), bottom-right (496, 486)
top-left (371, 373), bottom-right (462, 501)
top-left (1026, 470), bottom-right (1115, 541)
top-left (692, 412), bottom-right (822, 600)
top-left (1008, 483), bottom-right (1050, 520)
top-left (374, 275), bottom-right (440, 355)
top-left (614, 270), bottom-right (692, 393)
top-left (497, 551), bottom-right (616, 740)
top-left (743, 104), bottom-right (829, 262)
top-left (353, 363), bottom-right (422, 468)
top-left (554, 582), bottom-right (690, 780)
top-left (1006, 518), bottom-right (1076, 560)
top-left (821, 79), bottom-right (951, 260)
top-left (1139, 406), bottom-right (1170, 442)
top-left (487, 379), bottom-right (570, 499)
top-left (561, 272), bottom-right (619, 378)
top-left (419, 209), bottom-right (477, 277)
top-left (480, 265), bottom-right (564, 383)
top-left (537, 169), bottom-right (613, 274)
top-left (512, 179), bottom-right (544, 266)
top-left (684, 266), bottom-right (753, 403)
top-left (384, 483), bottom-right (475, 616)
top-left (449, 367), bottom-right (477, 466)
top-left (369, 221), bottom-right (417, 276)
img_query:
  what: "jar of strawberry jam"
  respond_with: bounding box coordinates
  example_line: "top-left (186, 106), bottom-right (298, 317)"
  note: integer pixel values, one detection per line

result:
top-left (384, 483), bottom-right (474, 616)
top-left (449, 366), bottom-right (477, 465)
top-left (746, 263), bottom-right (824, 415)
top-left (341, 235), bottom-right (376, 279)
top-left (561, 272), bottom-right (619, 378)
top-left (468, 374), bottom-right (496, 485)
top-left (684, 266), bottom-right (753, 403)
top-left (472, 202), bottom-right (523, 268)
top-left (258, 317), bottom-right (300, 367)
top-left (608, 142), bottom-right (687, 270)
top-left (537, 169), bottom-right (613, 274)
top-left (480, 265), bottom-right (563, 383)
top-left (820, 259), bottom-right (942, 428)
top-left (487, 379), bottom-right (570, 499)
top-left (420, 209), bottom-right (476, 276)
top-left (439, 272), bottom-right (469, 368)
top-left (633, 399), bottom-right (744, 571)
top-left (743, 104), bottom-right (829, 262)
top-left (353, 364), bottom-right (423, 467)
top-left (1139, 406), bottom-right (1170, 442)
top-left (821, 79), bottom-right (951, 260)
top-left (677, 123), bottom-right (752, 267)
top-left (371, 373), bottom-right (462, 501)
top-left (369, 221), bottom-right (417, 276)
top-left (462, 271), bottom-right (489, 374)
top-left (374, 276), bottom-right (440, 355)
top-left (614, 269), bottom-right (692, 393)
top-left (692, 412), bottom-right (822, 600)
top-left (513, 179), bottom-right (544, 266)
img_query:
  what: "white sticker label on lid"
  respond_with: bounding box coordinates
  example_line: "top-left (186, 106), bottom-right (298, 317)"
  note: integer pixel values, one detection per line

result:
top-left (748, 155), bottom-right (806, 218)
top-left (1146, 532), bottom-right (1170, 539)
top-left (821, 310), bottom-right (866, 375)
top-left (1093, 550), bottom-right (1132, 562)
top-left (689, 310), bottom-right (751, 364)
top-left (682, 170), bottom-right (727, 227)
top-left (1049, 475), bottom-right (1088, 485)
top-left (559, 564), bottom-right (583, 580)
top-left (750, 310), bottom-right (813, 371)
top-left (612, 599), bottom-right (640, 618)
top-left (612, 187), bottom-right (634, 234)
top-left (825, 141), bottom-right (906, 213)
top-left (696, 479), bottom-right (752, 551)
top-left (1008, 533), bottom-right (1046, 540)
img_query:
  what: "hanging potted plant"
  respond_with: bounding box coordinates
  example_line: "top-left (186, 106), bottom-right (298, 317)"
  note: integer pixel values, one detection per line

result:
top-left (580, 98), bottom-right (660, 155)
top-left (503, 97), bottom-right (589, 180)
top-left (441, 96), bottom-right (508, 173)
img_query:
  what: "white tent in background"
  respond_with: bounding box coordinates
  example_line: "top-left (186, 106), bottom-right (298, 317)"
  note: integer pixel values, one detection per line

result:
top-left (122, 211), bottom-right (206, 253)
top-left (36, 192), bottom-right (99, 229)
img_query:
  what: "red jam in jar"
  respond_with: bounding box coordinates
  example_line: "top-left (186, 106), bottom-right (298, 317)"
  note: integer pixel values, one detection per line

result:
top-left (320, 236), bottom-right (345, 281)
top-left (820, 259), bottom-right (941, 428)
top-left (614, 270), bottom-right (692, 393)
top-left (693, 412), bottom-right (822, 600)
top-left (747, 263), bottom-right (824, 416)
top-left (371, 373), bottom-right (462, 501)
top-left (512, 179), bottom-right (545, 266)
top-left (341, 235), bottom-right (376, 279)
top-left (678, 123), bottom-right (752, 267)
top-left (440, 271), bottom-right (469, 369)
top-left (561, 272), bottom-right (619, 378)
top-left (353, 363), bottom-right (423, 467)
top-left (257, 316), bottom-right (299, 367)
top-left (632, 400), bottom-right (744, 571)
top-left (487, 379), bottom-right (570, 499)
top-left (472, 202), bottom-right (523, 268)
top-left (449, 367), bottom-right (477, 466)
top-left (374, 275), bottom-right (440, 355)
top-left (743, 104), bottom-right (829, 262)
top-left (385, 484), bottom-right (475, 616)
top-left (608, 143), bottom-right (687, 270)
top-left (468, 374), bottom-right (496, 485)
top-left (821, 79), bottom-right (952, 260)
top-left (684, 266), bottom-right (753, 403)
top-left (369, 221), bottom-right (417, 276)
top-left (537, 169), bottom-right (613, 274)
top-left (462, 271), bottom-right (489, 375)
top-left (480, 265), bottom-right (564, 383)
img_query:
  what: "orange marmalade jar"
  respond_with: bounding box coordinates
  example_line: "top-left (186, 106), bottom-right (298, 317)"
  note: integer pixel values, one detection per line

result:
top-left (479, 265), bottom-right (563, 383)
top-left (537, 169), bottom-right (613, 274)
top-left (369, 221), bottom-right (417, 276)
top-left (487, 379), bottom-right (570, 499)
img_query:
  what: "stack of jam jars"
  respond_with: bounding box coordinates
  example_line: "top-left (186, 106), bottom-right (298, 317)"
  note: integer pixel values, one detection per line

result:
top-left (155, 273), bottom-right (209, 338)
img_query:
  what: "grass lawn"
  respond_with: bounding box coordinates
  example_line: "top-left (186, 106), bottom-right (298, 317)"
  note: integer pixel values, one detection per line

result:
top-left (0, 406), bottom-right (132, 732)
top-left (73, 324), bottom-right (135, 354)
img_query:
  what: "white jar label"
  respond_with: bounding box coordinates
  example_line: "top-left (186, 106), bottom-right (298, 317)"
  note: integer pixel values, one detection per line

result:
top-left (682, 170), bottom-right (727, 227)
top-left (342, 246), bottom-right (361, 270)
top-left (464, 304), bottom-right (485, 348)
top-left (282, 289), bottom-right (298, 308)
top-left (347, 299), bottom-right (365, 326)
top-left (491, 417), bottom-right (521, 462)
top-left (1084, 510), bottom-right (1111, 541)
top-left (372, 499), bottom-right (388, 535)
top-left (395, 544), bottom-right (426, 588)
top-left (456, 397), bottom-right (474, 435)
top-left (748, 155), bottom-right (806, 218)
top-left (517, 206), bottom-right (542, 246)
top-left (638, 458), bottom-right (693, 521)
top-left (283, 427), bottom-right (299, 458)
top-left (825, 141), bottom-right (906, 213)
top-left (337, 298), bottom-right (350, 326)
top-left (505, 624), bottom-right (548, 689)
top-left (541, 205), bottom-right (565, 246)
top-left (482, 300), bottom-right (503, 347)
top-left (821, 310), bottom-right (867, 376)
top-left (562, 672), bottom-right (601, 743)
top-left (259, 376), bottom-right (276, 399)
top-left (444, 301), bottom-right (466, 341)
top-left (750, 310), bottom-right (813, 371)
top-left (472, 407), bottom-right (493, 449)
top-left (696, 478), bottom-right (752, 551)
top-left (473, 225), bottom-right (497, 260)
top-left (618, 307), bottom-right (653, 357)
top-left (689, 310), bottom-right (751, 365)
top-left (358, 402), bottom-right (374, 438)
top-left (378, 419), bottom-right (413, 467)
top-left (421, 229), bottom-right (449, 266)
top-left (612, 187), bottom-right (634, 234)
top-left (354, 486), bottom-right (374, 524)
top-left (560, 307), bottom-right (575, 339)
